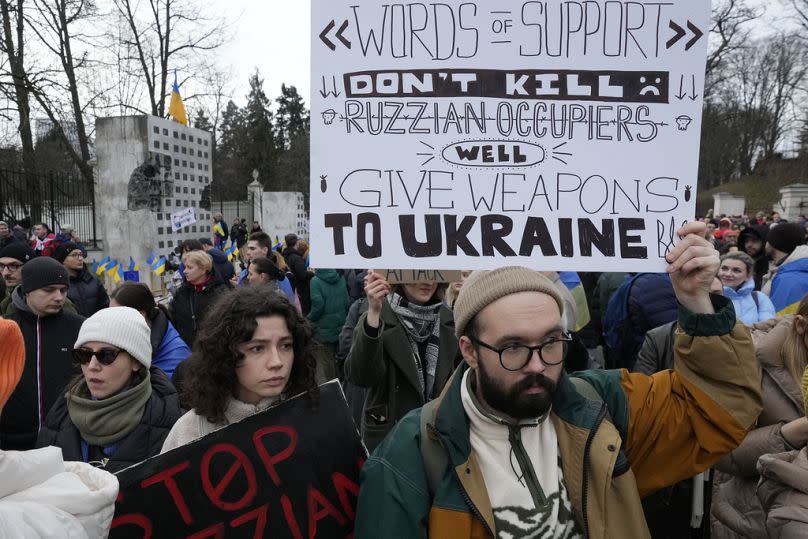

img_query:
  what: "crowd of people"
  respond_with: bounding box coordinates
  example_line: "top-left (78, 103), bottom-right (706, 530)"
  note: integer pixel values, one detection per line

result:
top-left (0, 212), bottom-right (806, 538)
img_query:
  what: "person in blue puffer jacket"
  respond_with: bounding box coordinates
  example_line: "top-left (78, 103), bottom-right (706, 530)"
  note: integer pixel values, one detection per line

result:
top-left (109, 282), bottom-right (191, 379)
top-left (719, 251), bottom-right (776, 325)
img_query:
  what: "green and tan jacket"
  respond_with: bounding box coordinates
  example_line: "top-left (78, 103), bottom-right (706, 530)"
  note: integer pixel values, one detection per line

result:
top-left (354, 296), bottom-right (762, 538)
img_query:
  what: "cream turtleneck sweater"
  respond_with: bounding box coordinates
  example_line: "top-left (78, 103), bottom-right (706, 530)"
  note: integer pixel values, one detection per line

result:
top-left (161, 395), bottom-right (280, 453)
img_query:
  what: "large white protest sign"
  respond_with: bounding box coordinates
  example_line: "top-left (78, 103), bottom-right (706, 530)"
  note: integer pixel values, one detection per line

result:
top-left (311, 1), bottom-right (710, 271)
top-left (171, 207), bottom-right (197, 232)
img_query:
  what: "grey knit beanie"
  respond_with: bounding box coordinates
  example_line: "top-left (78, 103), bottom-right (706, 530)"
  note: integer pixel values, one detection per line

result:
top-left (453, 267), bottom-right (564, 339)
top-left (74, 307), bottom-right (152, 369)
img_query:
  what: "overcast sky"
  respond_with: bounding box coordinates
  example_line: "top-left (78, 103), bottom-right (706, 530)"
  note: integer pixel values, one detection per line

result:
top-left (213, 0), bottom-right (312, 108)
top-left (213, 0), bottom-right (787, 110)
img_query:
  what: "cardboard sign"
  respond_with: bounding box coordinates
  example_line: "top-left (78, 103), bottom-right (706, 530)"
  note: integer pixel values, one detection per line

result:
top-left (310, 0), bottom-right (710, 272)
top-left (171, 207), bottom-right (197, 231)
top-left (381, 269), bottom-right (462, 284)
top-left (110, 381), bottom-right (367, 539)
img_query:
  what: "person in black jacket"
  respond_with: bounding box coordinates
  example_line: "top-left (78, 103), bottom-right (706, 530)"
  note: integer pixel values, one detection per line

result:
top-left (282, 234), bottom-right (312, 314)
top-left (169, 249), bottom-right (232, 347)
top-left (54, 242), bottom-right (109, 317)
top-left (1, 257), bottom-right (84, 450)
top-left (198, 237), bottom-right (235, 281)
top-left (738, 227), bottom-right (769, 290)
top-left (36, 306), bottom-right (182, 473)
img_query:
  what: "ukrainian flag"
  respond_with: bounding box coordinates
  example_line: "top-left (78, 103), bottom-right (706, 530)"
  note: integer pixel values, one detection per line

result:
top-left (152, 256), bottom-right (167, 276)
top-left (225, 241), bottom-right (239, 261)
top-left (107, 260), bottom-right (122, 284)
top-left (128, 257), bottom-right (140, 272)
top-left (769, 258), bottom-right (808, 315)
top-left (96, 256), bottom-right (111, 276)
top-left (273, 235), bottom-right (283, 251)
top-left (558, 271), bottom-right (591, 331)
top-left (168, 75), bottom-right (187, 126)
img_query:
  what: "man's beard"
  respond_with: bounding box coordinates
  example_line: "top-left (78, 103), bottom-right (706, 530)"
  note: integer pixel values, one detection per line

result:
top-left (476, 361), bottom-right (557, 419)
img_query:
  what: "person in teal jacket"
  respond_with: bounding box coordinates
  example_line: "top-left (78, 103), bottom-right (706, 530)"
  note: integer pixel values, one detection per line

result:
top-left (307, 268), bottom-right (350, 369)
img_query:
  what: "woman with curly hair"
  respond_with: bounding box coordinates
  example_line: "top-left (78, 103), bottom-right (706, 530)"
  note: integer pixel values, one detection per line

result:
top-left (160, 286), bottom-right (319, 452)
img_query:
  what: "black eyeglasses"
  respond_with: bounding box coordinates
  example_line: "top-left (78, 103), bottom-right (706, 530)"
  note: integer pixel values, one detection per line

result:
top-left (73, 348), bottom-right (124, 366)
top-left (0, 262), bottom-right (23, 272)
top-left (469, 333), bottom-right (573, 371)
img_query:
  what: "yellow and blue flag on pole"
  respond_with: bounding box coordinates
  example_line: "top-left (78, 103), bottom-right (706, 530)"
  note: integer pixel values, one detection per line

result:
top-left (107, 260), bottom-right (122, 284)
top-left (152, 256), bottom-right (167, 276)
top-left (168, 74), bottom-right (187, 126)
top-left (225, 241), bottom-right (239, 262)
top-left (128, 257), bottom-right (140, 272)
top-left (96, 256), bottom-right (111, 276)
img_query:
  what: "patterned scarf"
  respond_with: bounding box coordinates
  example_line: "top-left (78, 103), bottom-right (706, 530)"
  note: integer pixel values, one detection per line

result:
top-left (388, 292), bottom-right (442, 399)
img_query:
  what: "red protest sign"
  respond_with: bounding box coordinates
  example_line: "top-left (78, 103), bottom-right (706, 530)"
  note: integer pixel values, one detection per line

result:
top-left (110, 380), bottom-right (367, 538)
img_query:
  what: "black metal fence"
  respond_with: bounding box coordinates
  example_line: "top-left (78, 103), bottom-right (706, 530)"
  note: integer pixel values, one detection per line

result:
top-left (0, 168), bottom-right (98, 247)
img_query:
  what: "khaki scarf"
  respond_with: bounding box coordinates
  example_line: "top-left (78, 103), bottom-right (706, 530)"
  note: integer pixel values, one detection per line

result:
top-left (66, 371), bottom-right (152, 446)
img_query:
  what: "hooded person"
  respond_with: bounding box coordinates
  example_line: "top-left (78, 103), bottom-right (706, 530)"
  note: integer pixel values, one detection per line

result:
top-left (762, 222), bottom-right (808, 315)
top-left (738, 226), bottom-right (769, 290)
top-left (0, 318), bottom-right (119, 539)
top-left (54, 242), bottom-right (109, 317)
top-left (36, 307), bottom-right (183, 473)
top-left (1, 257), bottom-right (85, 450)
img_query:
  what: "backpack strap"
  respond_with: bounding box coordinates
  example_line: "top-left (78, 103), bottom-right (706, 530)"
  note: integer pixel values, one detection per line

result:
top-left (419, 398), bottom-right (448, 496)
top-left (751, 290), bottom-right (759, 310)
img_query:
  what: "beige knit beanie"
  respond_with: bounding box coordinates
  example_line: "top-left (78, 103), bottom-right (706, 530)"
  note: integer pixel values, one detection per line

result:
top-left (453, 267), bottom-right (564, 339)
top-left (74, 307), bottom-right (152, 369)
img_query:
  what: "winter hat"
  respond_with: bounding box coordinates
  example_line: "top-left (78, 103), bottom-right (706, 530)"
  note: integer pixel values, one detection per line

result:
top-left (74, 307), bottom-right (152, 369)
top-left (453, 267), bottom-right (564, 339)
top-left (53, 242), bottom-right (85, 264)
top-left (0, 242), bottom-right (35, 264)
top-left (766, 223), bottom-right (806, 255)
top-left (0, 319), bottom-right (24, 411)
top-left (20, 256), bottom-right (69, 293)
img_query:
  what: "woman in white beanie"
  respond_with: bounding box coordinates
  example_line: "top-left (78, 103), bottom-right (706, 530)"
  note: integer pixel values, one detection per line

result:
top-left (36, 306), bottom-right (183, 473)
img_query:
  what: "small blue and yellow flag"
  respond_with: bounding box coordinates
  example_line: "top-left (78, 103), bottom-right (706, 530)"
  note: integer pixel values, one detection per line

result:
top-left (96, 256), bottom-right (111, 276)
top-left (152, 256), bottom-right (167, 276)
top-left (769, 258), bottom-right (808, 315)
top-left (273, 235), bottom-right (283, 251)
top-left (168, 74), bottom-right (187, 126)
top-left (128, 257), bottom-right (140, 272)
top-left (107, 260), bottom-right (122, 284)
top-left (558, 271), bottom-right (591, 331)
top-left (91, 259), bottom-right (99, 275)
top-left (213, 222), bottom-right (225, 240)
top-left (147, 252), bottom-right (156, 266)
top-left (225, 241), bottom-right (239, 261)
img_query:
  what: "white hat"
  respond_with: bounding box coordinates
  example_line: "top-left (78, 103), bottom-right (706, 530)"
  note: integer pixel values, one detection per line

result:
top-left (74, 307), bottom-right (152, 369)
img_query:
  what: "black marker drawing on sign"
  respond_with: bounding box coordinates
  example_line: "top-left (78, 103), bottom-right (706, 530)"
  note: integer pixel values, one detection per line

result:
top-left (343, 69), bottom-right (669, 104)
top-left (440, 139), bottom-right (546, 168)
top-left (320, 175), bottom-right (328, 193)
top-left (675, 115), bottom-right (692, 131)
top-left (666, 20), bottom-right (704, 51)
top-left (342, 100), bottom-right (666, 142)
top-left (349, 3), bottom-right (480, 60)
top-left (490, 10), bottom-right (514, 44)
top-left (418, 140), bottom-right (435, 166)
top-left (657, 217), bottom-right (679, 258)
top-left (322, 109), bottom-right (337, 125)
top-left (684, 185), bottom-right (692, 202)
top-left (319, 76), bottom-right (341, 98)
top-left (320, 19), bottom-right (351, 51)
top-left (674, 74), bottom-right (699, 100)
top-left (552, 142), bottom-right (573, 166)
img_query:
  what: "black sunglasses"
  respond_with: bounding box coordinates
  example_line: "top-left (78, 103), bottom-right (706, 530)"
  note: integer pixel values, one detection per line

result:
top-left (73, 348), bottom-right (123, 366)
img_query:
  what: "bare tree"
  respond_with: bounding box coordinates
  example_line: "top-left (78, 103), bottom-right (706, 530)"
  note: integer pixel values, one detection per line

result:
top-left (0, 0), bottom-right (36, 173)
top-left (109, 0), bottom-right (226, 117)
top-left (759, 34), bottom-right (807, 158)
top-left (705, 0), bottom-right (758, 97)
top-left (24, 0), bottom-right (101, 182)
